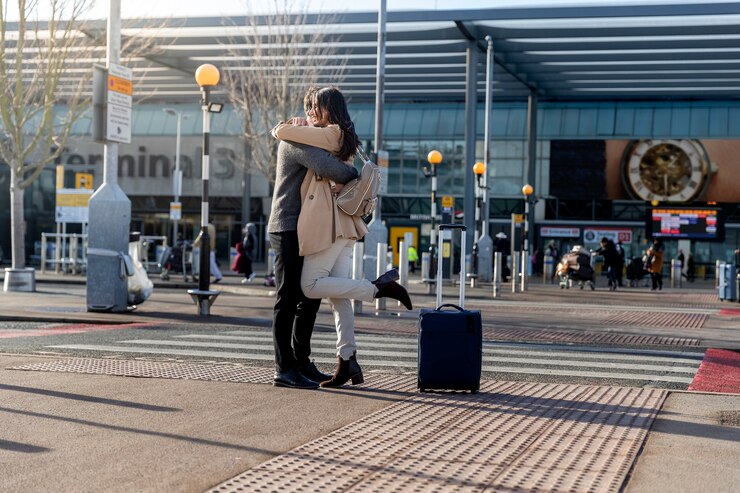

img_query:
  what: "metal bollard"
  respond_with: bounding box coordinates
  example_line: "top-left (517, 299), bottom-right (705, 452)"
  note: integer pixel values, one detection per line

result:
top-left (670, 259), bottom-right (682, 289)
top-left (421, 252), bottom-right (431, 282)
top-left (376, 242), bottom-right (387, 311)
top-left (493, 251), bottom-right (502, 298)
top-left (715, 259), bottom-right (721, 288)
top-left (543, 255), bottom-right (554, 284)
top-left (352, 242), bottom-right (364, 314)
top-left (398, 240), bottom-right (409, 309)
top-left (520, 250), bottom-right (528, 292)
top-left (511, 251), bottom-right (520, 293)
top-left (70, 236), bottom-right (79, 275)
top-left (41, 234), bottom-right (48, 274)
top-left (399, 240), bottom-right (408, 285)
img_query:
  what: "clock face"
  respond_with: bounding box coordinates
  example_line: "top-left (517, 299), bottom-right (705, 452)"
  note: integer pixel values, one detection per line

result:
top-left (621, 139), bottom-right (711, 202)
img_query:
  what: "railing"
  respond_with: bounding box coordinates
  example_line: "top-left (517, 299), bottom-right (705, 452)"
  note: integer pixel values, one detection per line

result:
top-left (40, 233), bottom-right (88, 274)
top-left (139, 235), bottom-right (169, 273)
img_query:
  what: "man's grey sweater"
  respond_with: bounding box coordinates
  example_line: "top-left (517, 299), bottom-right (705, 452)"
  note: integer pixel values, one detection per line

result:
top-left (268, 141), bottom-right (359, 234)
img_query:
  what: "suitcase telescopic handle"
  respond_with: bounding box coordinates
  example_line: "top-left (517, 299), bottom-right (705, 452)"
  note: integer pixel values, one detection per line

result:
top-left (436, 224), bottom-right (467, 309)
top-left (436, 303), bottom-right (464, 312)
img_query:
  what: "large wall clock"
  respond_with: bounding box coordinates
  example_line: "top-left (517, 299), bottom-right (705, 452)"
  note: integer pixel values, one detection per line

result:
top-left (621, 139), bottom-right (715, 202)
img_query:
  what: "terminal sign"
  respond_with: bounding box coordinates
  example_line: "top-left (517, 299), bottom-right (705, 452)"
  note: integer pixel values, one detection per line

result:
top-left (106, 62), bottom-right (132, 144)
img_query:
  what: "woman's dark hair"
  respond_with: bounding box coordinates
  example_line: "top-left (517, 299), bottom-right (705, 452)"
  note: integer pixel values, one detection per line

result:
top-left (303, 86), bottom-right (318, 114)
top-left (314, 86), bottom-right (361, 161)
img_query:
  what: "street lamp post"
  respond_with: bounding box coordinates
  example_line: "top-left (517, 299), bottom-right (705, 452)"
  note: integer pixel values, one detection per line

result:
top-left (187, 63), bottom-right (223, 315)
top-left (163, 108), bottom-right (188, 243)
top-left (521, 184), bottom-right (534, 291)
top-left (424, 150), bottom-right (442, 285)
top-left (471, 161), bottom-right (486, 287)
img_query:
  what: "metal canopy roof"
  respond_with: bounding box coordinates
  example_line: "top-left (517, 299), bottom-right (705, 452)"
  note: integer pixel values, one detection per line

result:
top-left (20, 2), bottom-right (740, 103)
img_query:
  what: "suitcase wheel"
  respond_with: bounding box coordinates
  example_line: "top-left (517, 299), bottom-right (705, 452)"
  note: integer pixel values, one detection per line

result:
top-left (470, 388), bottom-right (479, 394)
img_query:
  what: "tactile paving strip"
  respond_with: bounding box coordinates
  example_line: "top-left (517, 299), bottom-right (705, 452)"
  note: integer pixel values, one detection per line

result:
top-left (356, 323), bottom-right (701, 347)
top-left (10, 358), bottom-right (419, 392)
top-left (207, 381), bottom-right (666, 493)
top-left (485, 328), bottom-right (701, 347)
top-left (602, 311), bottom-right (707, 329)
top-left (11, 358), bottom-right (275, 384)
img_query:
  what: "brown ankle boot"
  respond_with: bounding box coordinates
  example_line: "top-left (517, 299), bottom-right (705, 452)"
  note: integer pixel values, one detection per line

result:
top-left (320, 352), bottom-right (364, 387)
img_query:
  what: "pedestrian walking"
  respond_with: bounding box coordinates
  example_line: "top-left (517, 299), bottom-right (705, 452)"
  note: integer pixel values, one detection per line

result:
top-left (408, 245), bottom-right (418, 273)
top-left (646, 238), bottom-right (665, 290)
top-left (493, 232), bottom-right (511, 281)
top-left (615, 240), bottom-right (625, 287)
top-left (232, 223), bottom-right (257, 283)
top-left (594, 237), bottom-right (619, 290)
top-left (685, 253), bottom-right (695, 282)
top-left (193, 220), bottom-right (222, 284)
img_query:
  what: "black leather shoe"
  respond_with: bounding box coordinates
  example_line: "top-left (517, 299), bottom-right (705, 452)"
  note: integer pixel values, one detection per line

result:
top-left (273, 368), bottom-right (319, 389)
top-left (298, 361), bottom-right (332, 382)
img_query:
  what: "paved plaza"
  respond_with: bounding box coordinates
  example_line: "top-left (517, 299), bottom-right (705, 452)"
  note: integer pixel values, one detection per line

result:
top-left (0, 272), bottom-right (738, 492)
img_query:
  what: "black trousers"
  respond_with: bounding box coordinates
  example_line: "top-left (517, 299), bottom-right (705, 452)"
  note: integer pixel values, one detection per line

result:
top-left (651, 272), bottom-right (663, 290)
top-left (269, 231), bottom-right (322, 373)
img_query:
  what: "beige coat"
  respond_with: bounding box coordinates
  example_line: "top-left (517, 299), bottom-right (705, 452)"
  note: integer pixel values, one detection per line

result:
top-left (272, 122), bottom-right (368, 256)
top-left (193, 223), bottom-right (217, 251)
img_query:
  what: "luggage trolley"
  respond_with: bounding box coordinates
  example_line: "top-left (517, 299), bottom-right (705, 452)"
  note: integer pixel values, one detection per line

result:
top-left (159, 242), bottom-right (193, 282)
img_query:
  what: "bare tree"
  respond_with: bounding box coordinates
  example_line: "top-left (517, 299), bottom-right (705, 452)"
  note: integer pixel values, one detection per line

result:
top-left (0, 0), bottom-right (94, 270)
top-left (222, 1), bottom-right (347, 185)
top-left (0, 1), bottom-right (171, 272)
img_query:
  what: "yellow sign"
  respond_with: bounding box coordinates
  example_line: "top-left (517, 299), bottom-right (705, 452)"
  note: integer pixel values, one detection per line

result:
top-left (56, 191), bottom-right (92, 207)
top-left (56, 165), bottom-right (64, 189)
top-left (389, 226), bottom-right (417, 266)
top-left (108, 75), bottom-right (133, 96)
top-left (442, 242), bottom-right (451, 258)
top-left (513, 214), bottom-right (523, 224)
top-left (441, 195), bottom-right (454, 208)
top-left (75, 173), bottom-right (94, 189)
top-left (169, 201), bottom-right (182, 221)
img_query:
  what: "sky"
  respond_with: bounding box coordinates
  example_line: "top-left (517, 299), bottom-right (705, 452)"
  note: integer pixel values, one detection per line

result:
top-left (9, 0), bottom-right (737, 21)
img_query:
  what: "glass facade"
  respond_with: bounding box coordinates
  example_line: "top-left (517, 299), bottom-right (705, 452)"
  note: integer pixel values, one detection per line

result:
top-left (1, 100), bottom-right (738, 269)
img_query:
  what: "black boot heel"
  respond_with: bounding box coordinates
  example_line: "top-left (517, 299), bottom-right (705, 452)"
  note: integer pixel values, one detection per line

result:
top-left (349, 352), bottom-right (364, 385)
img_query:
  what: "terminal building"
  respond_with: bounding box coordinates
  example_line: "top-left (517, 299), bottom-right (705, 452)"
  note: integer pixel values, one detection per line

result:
top-left (1, 3), bottom-right (739, 275)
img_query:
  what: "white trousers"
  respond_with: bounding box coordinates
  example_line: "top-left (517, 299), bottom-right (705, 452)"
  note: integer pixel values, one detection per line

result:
top-left (301, 239), bottom-right (376, 360)
top-left (209, 251), bottom-right (223, 280)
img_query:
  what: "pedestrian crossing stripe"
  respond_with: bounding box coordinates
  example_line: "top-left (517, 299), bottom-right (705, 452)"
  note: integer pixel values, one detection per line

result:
top-left (48, 329), bottom-right (703, 386)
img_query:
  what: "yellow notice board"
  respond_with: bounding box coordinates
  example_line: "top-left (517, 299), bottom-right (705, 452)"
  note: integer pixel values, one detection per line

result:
top-left (75, 173), bottom-right (94, 189)
top-left (55, 189), bottom-right (93, 223)
top-left (108, 75), bottom-right (133, 95)
top-left (389, 226), bottom-right (418, 266)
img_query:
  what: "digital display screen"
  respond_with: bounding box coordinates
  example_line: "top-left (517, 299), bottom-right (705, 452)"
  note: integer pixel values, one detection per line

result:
top-left (647, 207), bottom-right (724, 241)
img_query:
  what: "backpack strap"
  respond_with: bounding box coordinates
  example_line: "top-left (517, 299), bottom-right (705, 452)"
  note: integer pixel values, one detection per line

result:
top-left (356, 146), bottom-right (370, 163)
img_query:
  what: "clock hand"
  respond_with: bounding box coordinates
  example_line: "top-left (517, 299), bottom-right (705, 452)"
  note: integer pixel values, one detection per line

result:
top-left (664, 174), bottom-right (668, 196)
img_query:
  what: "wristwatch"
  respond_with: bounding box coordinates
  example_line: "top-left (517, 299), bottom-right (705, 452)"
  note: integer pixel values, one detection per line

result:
top-left (621, 139), bottom-right (716, 202)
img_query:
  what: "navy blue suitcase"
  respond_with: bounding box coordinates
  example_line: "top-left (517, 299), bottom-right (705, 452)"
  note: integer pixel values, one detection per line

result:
top-left (418, 224), bottom-right (482, 393)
